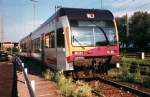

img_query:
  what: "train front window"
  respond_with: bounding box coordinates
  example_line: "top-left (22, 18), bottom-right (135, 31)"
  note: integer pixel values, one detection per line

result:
top-left (71, 20), bottom-right (117, 46)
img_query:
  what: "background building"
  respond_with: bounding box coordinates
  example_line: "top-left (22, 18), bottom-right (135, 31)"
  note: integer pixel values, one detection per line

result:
top-left (0, 42), bottom-right (18, 51)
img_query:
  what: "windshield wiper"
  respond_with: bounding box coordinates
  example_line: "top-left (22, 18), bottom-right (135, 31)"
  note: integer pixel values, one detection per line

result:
top-left (90, 21), bottom-right (110, 45)
top-left (73, 36), bottom-right (85, 49)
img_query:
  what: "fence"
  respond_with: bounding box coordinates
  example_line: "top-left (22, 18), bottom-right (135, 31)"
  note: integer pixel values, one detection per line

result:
top-left (16, 56), bottom-right (36, 97)
top-left (121, 52), bottom-right (150, 59)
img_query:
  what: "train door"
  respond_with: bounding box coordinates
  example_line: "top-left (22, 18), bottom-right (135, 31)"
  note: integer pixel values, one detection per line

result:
top-left (56, 28), bottom-right (66, 71)
top-left (42, 31), bottom-right (57, 69)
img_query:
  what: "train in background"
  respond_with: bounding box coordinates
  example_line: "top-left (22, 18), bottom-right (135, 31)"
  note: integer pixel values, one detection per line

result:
top-left (19, 8), bottom-right (120, 77)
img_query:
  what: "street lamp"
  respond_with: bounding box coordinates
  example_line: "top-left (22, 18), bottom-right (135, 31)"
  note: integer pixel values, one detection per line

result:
top-left (101, 0), bottom-right (103, 9)
top-left (0, 16), bottom-right (4, 50)
top-left (30, 0), bottom-right (38, 29)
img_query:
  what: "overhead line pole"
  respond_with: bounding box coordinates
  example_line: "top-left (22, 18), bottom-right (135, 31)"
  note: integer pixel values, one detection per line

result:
top-left (126, 14), bottom-right (129, 38)
top-left (0, 16), bottom-right (4, 50)
top-left (30, 0), bottom-right (38, 29)
top-left (101, 0), bottom-right (103, 9)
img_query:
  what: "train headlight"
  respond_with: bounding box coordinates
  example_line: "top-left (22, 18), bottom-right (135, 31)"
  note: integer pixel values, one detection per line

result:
top-left (107, 50), bottom-right (115, 54)
top-left (107, 50), bottom-right (110, 54)
top-left (110, 50), bottom-right (114, 54)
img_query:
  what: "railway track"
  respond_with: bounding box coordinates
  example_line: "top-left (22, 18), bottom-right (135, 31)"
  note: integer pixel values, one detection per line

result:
top-left (19, 56), bottom-right (150, 97)
top-left (97, 76), bottom-right (150, 97)
top-left (78, 75), bottom-right (150, 97)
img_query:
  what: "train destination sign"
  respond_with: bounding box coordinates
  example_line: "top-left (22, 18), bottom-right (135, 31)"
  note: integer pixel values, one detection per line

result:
top-left (86, 13), bottom-right (95, 18)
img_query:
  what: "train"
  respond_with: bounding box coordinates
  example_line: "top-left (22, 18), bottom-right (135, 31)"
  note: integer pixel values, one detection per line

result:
top-left (19, 7), bottom-right (120, 77)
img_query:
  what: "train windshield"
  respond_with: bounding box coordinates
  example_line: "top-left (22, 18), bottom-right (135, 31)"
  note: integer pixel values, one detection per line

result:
top-left (70, 20), bottom-right (117, 46)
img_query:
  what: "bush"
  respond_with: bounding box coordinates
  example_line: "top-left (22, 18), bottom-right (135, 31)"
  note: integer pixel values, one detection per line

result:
top-left (57, 74), bottom-right (75, 97)
top-left (107, 68), bottom-right (119, 78)
top-left (132, 72), bottom-right (141, 83)
top-left (43, 69), bottom-right (92, 97)
top-left (120, 69), bottom-right (131, 81)
top-left (6, 47), bottom-right (19, 53)
top-left (143, 77), bottom-right (150, 88)
top-left (120, 58), bottom-right (144, 84)
top-left (43, 69), bottom-right (55, 80)
top-left (56, 74), bottom-right (92, 97)
top-left (75, 81), bottom-right (92, 97)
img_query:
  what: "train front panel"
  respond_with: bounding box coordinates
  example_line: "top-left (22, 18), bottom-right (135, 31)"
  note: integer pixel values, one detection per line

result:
top-left (61, 10), bottom-right (120, 71)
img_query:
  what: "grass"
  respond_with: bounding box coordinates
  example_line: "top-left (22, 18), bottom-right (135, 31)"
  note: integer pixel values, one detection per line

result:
top-left (43, 69), bottom-right (55, 80)
top-left (43, 69), bottom-right (92, 97)
top-left (75, 81), bottom-right (92, 97)
top-left (122, 57), bottom-right (150, 66)
top-left (119, 57), bottom-right (150, 86)
top-left (143, 76), bottom-right (150, 88)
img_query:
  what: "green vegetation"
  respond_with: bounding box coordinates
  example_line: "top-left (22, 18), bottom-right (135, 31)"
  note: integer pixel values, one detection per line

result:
top-left (43, 69), bottom-right (92, 97)
top-left (107, 68), bottom-right (120, 78)
top-left (116, 12), bottom-right (150, 50)
top-left (43, 69), bottom-right (55, 80)
top-left (119, 57), bottom-right (150, 87)
top-left (6, 47), bottom-right (19, 54)
top-left (122, 57), bottom-right (150, 65)
top-left (143, 77), bottom-right (150, 88)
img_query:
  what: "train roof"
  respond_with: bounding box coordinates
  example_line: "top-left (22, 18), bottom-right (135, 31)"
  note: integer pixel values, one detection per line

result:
top-left (58, 7), bottom-right (114, 20)
top-left (32, 7), bottom-right (114, 35)
top-left (45, 7), bottom-right (114, 25)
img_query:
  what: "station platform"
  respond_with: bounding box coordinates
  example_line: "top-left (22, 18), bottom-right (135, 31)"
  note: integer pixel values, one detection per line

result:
top-left (0, 61), bottom-right (14, 97)
top-left (17, 72), bottom-right (61, 97)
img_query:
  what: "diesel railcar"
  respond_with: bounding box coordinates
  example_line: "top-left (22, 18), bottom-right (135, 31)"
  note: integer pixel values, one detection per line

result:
top-left (19, 8), bottom-right (120, 75)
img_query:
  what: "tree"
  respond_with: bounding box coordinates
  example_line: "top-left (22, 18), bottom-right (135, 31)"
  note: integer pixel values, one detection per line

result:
top-left (130, 12), bottom-right (150, 50)
top-left (115, 16), bottom-right (127, 48)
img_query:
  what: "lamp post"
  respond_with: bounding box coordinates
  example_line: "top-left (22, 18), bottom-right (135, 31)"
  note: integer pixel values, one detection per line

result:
top-left (30, 0), bottom-right (38, 29)
top-left (0, 16), bottom-right (4, 50)
top-left (101, 0), bottom-right (103, 9)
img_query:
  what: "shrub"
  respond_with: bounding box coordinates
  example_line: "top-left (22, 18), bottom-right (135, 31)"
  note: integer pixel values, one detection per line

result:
top-left (43, 69), bottom-right (55, 80)
top-left (75, 81), bottom-right (92, 97)
top-left (132, 70), bottom-right (142, 83)
top-left (122, 57), bottom-right (150, 81)
top-left (57, 74), bottom-right (75, 97)
top-left (43, 69), bottom-right (93, 97)
top-left (107, 68), bottom-right (119, 78)
top-left (54, 72), bottom-right (61, 82)
top-left (143, 77), bottom-right (150, 88)
top-left (120, 69), bottom-right (131, 81)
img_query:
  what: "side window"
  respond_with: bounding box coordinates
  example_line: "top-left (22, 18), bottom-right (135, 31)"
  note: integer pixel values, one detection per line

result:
top-left (44, 31), bottom-right (55, 48)
top-left (32, 39), bottom-right (36, 50)
top-left (57, 28), bottom-right (65, 47)
top-left (45, 34), bottom-right (50, 48)
top-left (36, 38), bottom-right (40, 49)
top-left (32, 38), bottom-right (40, 50)
top-left (50, 32), bottom-right (55, 48)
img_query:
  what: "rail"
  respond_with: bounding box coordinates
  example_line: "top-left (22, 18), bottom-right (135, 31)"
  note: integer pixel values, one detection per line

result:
top-left (16, 56), bottom-right (36, 97)
top-left (97, 76), bottom-right (150, 97)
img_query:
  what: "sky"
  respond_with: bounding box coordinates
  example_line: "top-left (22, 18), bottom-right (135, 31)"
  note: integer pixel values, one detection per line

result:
top-left (0, 0), bottom-right (150, 42)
